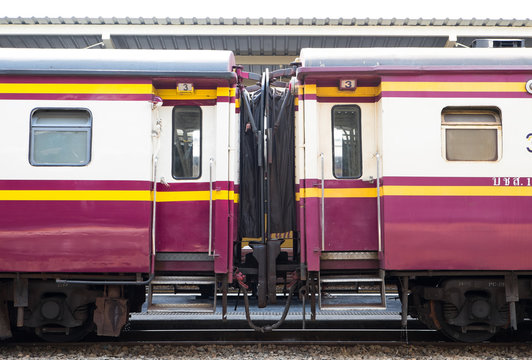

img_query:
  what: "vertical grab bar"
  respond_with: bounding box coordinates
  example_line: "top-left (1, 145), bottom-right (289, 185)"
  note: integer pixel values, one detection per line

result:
top-left (209, 157), bottom-right (214, 256)
top-left (320, 152), bottom-right (325, 251)
top-left (375, 153), bottom-right (382, 253)
top-left (151, 156), bottom-right (158, 273)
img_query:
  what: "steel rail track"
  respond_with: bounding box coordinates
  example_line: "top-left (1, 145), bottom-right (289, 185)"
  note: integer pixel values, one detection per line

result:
top-left (0, 329), bottom-right (444, 346)
top-left (4, 319), bottom-right (532, 346)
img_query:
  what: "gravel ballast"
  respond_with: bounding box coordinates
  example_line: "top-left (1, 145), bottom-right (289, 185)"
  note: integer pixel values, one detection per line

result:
top-left (2, 344), bottom-right (532, 359)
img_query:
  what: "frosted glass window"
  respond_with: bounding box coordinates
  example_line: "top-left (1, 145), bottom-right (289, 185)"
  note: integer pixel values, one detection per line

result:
top-left (442, 108), bottom-right (501, 162)
top-left (445, 129), bottom-right (498, 161)
top-left (30, 109), bottom-right (92, 166)
top-left (443, 113), bottom-right (497, 123)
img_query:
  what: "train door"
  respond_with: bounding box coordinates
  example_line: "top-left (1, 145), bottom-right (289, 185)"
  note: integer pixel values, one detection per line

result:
top-left (153, 84), bottom-right (235, 275)
top-left (300, 80), bottom-right (380, 272)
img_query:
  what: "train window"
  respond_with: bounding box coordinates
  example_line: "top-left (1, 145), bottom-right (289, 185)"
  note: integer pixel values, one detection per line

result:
top-left (442, 108), bottom-right (501, 161)
top-left (172, 106), bottom-right (201, 179)
top-left (332, 105), bottom-right (362, 178)
top-left (29, 109), bottom-right (92, 166)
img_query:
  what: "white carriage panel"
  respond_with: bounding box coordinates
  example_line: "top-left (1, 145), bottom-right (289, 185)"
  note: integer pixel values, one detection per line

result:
top-left (295, 99), bottom-right (303, 185)
top-left (155, 105), bottom-right (218, 184)
top-left (498, 98), bottom-right (532, 177)
top-left (0, 99), bottom-right (152, 181)
top-left (303, 97), bottom-right (319, 180)
top-left (215, 100), bottom-right (230, 182)
top-left (376, 99), bottom-right (384, 174)
top-left (229, 99), bottom-right (239, 184)
top-left (380, 97), bottom-right (440, 178)
top-left (92, 101), bottom-right (152, 181)
top-left (381, 97), bottom-right (532, 178)
top-left (316, 102), bottom-right (378, 181)
top-left (0, 100), bottom-right (31, 173)
top-left (151, 105), bottom-right (173, 184)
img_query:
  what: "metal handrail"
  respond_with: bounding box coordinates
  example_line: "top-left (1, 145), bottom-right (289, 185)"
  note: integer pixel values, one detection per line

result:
top-left (209, 157), bottom-right (214, 256)
top-left (375, 153), bottom-right (382, 253)
top-left (320, 152), bottom-right (325, 251)
top-left (151, 156), bottom-right (158, 268)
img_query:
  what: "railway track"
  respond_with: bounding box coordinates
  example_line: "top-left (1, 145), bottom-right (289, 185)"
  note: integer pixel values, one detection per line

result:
top-left (106, 328), bottom-right (443, 345)
top-left (4, 321), bottom-right (532, 360)
top-left (4, 319), bottom-right (532, 346)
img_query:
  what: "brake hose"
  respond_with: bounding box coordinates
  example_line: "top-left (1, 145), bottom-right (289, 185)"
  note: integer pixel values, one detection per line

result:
top-left (235, 270), bottom-right (299, 333)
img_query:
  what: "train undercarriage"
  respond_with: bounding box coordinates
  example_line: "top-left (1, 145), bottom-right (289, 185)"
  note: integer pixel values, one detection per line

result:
top-left (2, 270), bottom-right (532, 342)
top-left (400, 273), bottom-right (532, 342)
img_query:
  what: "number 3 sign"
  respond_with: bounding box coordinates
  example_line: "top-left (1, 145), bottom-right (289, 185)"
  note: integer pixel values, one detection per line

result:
top-left (339, 79), bottom-right (357, 91)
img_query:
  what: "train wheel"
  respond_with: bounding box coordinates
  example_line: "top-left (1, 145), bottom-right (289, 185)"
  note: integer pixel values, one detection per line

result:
top-left (34, 302), bottom-right (95, 342)
top-left (431, 300), bottom-right (494, 343)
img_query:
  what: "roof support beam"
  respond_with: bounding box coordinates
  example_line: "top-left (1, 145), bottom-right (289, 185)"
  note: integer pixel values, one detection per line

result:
top-left (445, 34), bottom-right (457, 48)
top-left (102, 33), bottom-right (114, 49)
top-left (1, 24), bottom-right (532, 39)
top-left (235, 55), bottom-right (296, 65)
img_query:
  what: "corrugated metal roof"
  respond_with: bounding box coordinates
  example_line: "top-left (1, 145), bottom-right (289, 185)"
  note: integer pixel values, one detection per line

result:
top-left (0, 34), bottom-right (102, 48)
top-left (112, 35), bottom-right (448, 54)
top-left (1, 17), bottom-right (531, 27)
top-left (1, 16), bottom-right (531, 74)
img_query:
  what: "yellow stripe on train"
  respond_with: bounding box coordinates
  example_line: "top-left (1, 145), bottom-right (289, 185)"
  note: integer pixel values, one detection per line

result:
top-left (0, 190), bottom-right (152, 201)
top-left (381, 81), bottom-right (526, 92)
top-left (383, 185), bottom-right (532, 196)
top-left (4, 186), bottom-right (531, 202)
top-left (303, 82), bottom-right (526, 97)
top-left (157, 190), bottom-right (237, 202)
top-left (0, 83), bottom-right (153, 94)
top-left (0, 189), bottom-right (240, 203)
top-left (156, 87), bottom-right (233, 100)
top-left (316, 86), bottom-right (381, 97)
top-left (299, 187), bottom-right (377, 198)
top-left (297, 185), bottom-right (532, 198)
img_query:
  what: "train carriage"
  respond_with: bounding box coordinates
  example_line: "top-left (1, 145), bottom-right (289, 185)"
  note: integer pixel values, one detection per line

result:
top-left (296, 47), bottom-right (532, 341)
top-left (0, 49), bottom-right (238, 340)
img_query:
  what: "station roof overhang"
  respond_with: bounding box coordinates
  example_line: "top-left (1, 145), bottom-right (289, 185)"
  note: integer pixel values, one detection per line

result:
top-left (1, 17), bottom-right (532, 73)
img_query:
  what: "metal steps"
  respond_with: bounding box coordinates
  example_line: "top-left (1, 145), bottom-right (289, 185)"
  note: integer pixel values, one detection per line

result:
top-left (147, 276), bottom-right (217, 313)
top-left (319, 270), bottom-right (386, 310)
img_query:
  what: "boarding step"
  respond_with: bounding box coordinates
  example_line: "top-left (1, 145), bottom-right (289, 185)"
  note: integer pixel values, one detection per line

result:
top-left (319, 270), bottom-right (386, 311)
top-left (320, 251), bottom-right (378, 261)
top-left (147, 276), bottom-right (216, 313)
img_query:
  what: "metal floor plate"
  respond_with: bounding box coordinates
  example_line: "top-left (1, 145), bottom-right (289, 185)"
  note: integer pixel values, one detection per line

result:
top-left (130, 294), bottom-right (401, 321)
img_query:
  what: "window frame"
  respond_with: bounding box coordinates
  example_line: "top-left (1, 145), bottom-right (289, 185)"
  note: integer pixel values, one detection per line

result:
top-left (331, 104), bottom-right (363, 179)
top-left (171, 106), bottom-right (203, 180)
top-left (441, 107), bottom-right (502, 162)
top-left (29, 108), bottom-right (92, 167)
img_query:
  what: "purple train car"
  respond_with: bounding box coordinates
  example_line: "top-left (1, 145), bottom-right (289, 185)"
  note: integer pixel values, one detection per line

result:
top-left (296, 46), bottom-right (532, 342)
top-left (0, 49), bottom-right (238, 341)
top-left (1, 44), bottom-right (532, 342)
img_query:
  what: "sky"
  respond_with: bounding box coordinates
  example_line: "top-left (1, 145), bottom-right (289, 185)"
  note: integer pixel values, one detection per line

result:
top-left (2, 0), bottom-right (532, 20)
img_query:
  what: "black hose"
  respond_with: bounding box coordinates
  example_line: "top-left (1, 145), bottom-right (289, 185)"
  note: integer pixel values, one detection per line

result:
top-left (238, 281), bottom-right (297, 333)
top-left (300, 286), bottom-right (307, 330)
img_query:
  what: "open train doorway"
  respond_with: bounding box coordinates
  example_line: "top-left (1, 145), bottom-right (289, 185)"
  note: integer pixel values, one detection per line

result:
top-left (235, 69), bottom-right (299, 308)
